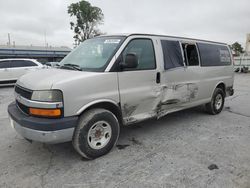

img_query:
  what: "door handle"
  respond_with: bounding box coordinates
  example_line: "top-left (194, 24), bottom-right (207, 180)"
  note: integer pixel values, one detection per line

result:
top-left (156, 72), bottom-right (161, 84)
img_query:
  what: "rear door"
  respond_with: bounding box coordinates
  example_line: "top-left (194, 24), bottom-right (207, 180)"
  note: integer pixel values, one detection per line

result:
top-left (180, 42), bottom-right (205, 102)
top-left (0, 60), bottom-right (13, 84)
top-left (159, 40), bottom-right (202, 115)
top-left (197, 43), bottom-right (233, 99)
top-left (117, 37), bottom-right (161, 124)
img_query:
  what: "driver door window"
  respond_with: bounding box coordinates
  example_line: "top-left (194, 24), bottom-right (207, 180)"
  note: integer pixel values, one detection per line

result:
top-left (122, 39), bottom-right (156, 71)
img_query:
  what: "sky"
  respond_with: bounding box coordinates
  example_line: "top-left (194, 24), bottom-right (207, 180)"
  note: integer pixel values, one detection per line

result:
top-left (0, 0), bottom-right (249, 48)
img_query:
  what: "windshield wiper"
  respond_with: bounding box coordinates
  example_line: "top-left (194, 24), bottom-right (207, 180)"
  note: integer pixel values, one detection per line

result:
top-left (60, 64), bottom-right (82, 71)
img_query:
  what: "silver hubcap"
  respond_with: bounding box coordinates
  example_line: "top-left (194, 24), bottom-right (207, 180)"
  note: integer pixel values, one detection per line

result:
top-left (87, 121), bottom-right (112, 150)
top-left (215, 94), bottom-right (223, 110)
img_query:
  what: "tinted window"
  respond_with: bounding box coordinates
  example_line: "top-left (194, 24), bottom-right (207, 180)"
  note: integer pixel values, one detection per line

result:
top-left (182, 44), bottom-right (199, 66)
top-left (11, 60), bottom-right (37, 68)
top-left (0, 61), bottom-right (11, 68)
top-left (161, 40), bottom-right (183, 70)
top-left (198, 43), bottom-right (231, 66)
top-left (122, 39), bottom-right (156, 70)
top-left (23, 60), bottom-right (37, 67)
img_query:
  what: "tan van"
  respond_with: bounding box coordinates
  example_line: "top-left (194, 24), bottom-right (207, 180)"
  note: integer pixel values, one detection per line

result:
top-left (8, 34), bottom-right (234, 159)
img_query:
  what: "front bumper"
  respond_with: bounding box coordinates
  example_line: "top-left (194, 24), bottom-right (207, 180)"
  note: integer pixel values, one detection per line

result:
top-left (8, 102), bottom-right (78, 144)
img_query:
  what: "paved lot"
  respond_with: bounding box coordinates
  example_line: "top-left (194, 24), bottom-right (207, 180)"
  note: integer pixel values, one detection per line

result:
top-left (0, 73), bottom-right (250, 188)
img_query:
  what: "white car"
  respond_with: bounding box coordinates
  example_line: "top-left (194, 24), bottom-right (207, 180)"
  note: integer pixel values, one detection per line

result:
top-left (0, 59), bottom-right (44, 86)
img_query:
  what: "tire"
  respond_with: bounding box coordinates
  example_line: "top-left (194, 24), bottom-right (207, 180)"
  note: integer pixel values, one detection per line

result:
top-left (205, 88), bottom-right (225, 115)
top-left (73, 108), bottom-right (120, 159)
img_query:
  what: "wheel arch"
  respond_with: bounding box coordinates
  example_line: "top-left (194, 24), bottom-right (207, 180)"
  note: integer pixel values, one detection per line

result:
top-left (211, 82), bottom-right (226, 99)
top-left (76, 99), bottom-right (123, 125)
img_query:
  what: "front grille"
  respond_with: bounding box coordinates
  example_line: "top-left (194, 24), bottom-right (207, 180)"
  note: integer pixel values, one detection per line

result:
top-left (16, 100), bottom-right (29, 115)
top-left (15, 85), bottom-right (32, 99)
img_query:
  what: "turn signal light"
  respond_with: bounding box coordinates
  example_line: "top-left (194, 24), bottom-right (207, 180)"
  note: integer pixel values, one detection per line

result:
top-left (29, 108), bottom-right (61, 117)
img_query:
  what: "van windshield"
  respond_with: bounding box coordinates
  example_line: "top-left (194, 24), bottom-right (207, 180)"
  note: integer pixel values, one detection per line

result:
top-left (60, 36), bottom-right (125, 72)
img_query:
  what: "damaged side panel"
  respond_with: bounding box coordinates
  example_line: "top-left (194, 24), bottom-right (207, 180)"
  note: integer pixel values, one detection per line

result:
top-left (121, 83), bottom-right (161, 124)
top-left (154, 83), bottom-right (199, 118)
top-left (121, 82), bottom-right (199, 125)
top-left (162, 83), bottom-right (198, 105)
top-left (118, 37), bottom-right (201, 125)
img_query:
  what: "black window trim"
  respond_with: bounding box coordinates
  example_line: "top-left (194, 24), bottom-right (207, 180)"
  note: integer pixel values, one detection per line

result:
top-left (115, 37), bottom-right (157, 72)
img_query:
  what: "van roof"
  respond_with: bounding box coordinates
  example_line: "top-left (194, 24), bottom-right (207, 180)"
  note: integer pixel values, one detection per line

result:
top-left (99, 33), bottom-right (227, 45)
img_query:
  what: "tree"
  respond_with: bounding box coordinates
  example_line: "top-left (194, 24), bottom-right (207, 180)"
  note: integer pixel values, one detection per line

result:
top-left (68, 0), bottom-right (104, 45)
top-left (231, 42), bottom-right (244, 56)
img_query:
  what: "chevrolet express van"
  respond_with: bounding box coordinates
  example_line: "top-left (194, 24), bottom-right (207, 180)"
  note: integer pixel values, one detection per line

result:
top-left (8, 34), bottom-right (234, 159)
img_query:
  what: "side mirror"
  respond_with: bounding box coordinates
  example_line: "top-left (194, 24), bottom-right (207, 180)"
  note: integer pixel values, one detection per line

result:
top-left (121, 53), bottom-right (138, 69)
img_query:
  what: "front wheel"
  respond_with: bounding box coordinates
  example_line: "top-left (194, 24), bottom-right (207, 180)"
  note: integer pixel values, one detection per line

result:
top-left (73, 108), bottom-right (120, 159)
top-left (205, 88), bottom-right (225, 115)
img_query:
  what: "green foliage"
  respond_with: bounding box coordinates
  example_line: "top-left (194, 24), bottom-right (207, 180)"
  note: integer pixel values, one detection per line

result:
top-left (68, 0), bottom-right (104, 45)
top-left (231, 42), bottom-right (244, 56)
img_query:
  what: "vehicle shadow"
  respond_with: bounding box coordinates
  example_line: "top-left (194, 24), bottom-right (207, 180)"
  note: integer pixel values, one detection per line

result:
top-left (37, 106), bottom-right (207, 160)
top-left (9, 105), bottom-right (209, 164)
top-left (119, 106), bottom-right (206, 138)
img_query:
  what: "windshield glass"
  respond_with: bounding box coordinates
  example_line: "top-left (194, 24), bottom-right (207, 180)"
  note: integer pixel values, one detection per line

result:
top-left (60, 36), bottom-right (125, 72)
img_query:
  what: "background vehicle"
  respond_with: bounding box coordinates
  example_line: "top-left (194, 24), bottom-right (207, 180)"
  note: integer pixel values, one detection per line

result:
top-left (8, 34), bottom-right (234, 159)
top-left (45, 62), bottom-right (60, 68)
top-left (0, 59), bottom-right (44, 86)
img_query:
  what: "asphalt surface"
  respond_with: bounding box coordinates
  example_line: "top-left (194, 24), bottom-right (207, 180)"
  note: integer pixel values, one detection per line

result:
top-left (0, 73), bottom-right (250, 188)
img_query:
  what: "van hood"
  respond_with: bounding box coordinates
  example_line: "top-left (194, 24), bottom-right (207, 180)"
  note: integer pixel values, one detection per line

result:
top-left (17, 69), bottom-right (97, 90)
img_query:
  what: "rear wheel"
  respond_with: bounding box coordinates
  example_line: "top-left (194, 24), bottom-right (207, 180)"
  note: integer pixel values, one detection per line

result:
top-left (205, 88), bottom-right (225, 115)
top-left (73, 108), bottom-right (120, 159)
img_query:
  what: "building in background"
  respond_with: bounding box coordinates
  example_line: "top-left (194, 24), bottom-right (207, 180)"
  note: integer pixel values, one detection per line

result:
top-left (0, 45), bottom-right (71, 63)
top-left (245, 33), bottom-right (250, 55)
top-left (234, 33), bottom-right (250, 70)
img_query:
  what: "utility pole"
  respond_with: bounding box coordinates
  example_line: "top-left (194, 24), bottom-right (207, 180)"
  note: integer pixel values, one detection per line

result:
top-left (44, 30), bottom-right (48, 48)
top-left (7, 33), bottom-right (11, 46)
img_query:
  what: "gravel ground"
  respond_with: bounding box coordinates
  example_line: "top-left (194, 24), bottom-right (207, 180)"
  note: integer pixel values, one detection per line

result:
top-left (0, 73), bottom-right (249, 188)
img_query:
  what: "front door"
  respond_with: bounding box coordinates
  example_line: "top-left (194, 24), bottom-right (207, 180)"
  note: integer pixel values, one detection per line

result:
top-left (117, 38), bottom-right (161, 124)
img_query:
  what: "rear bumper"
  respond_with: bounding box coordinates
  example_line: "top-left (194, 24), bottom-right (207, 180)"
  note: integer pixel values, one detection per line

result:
top-left (8, 102), bottom-right (78, 144)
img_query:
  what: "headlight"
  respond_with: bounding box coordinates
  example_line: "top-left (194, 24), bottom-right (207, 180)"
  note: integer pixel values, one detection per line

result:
top-left (31, 90), bottom-right (63, 102)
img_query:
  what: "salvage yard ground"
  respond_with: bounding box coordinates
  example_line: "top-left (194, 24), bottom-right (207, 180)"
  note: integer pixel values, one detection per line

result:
top-left (0, 73), bottom-right (250, 188)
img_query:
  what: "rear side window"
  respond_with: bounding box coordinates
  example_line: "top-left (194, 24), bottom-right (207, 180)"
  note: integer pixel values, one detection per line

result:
top-left (23, 60), bottom-right (37, 67)
top-left (0, 61), bottom-right (11, 68)
top-left (161, 40), bottom-right (183, 70)
top-left (11, 60), bottom-right (37, 68)
top-left (197, 43), bottom-right (231, 66)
